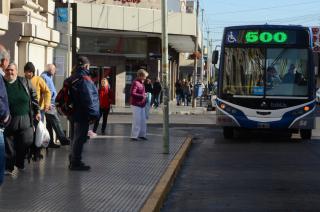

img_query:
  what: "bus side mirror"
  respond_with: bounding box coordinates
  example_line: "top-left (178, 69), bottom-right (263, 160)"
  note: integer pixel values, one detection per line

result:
top-left (212, 50), bottom-right (219, 65)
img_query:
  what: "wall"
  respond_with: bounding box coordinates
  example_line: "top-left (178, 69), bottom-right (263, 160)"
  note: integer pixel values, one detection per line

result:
top-left (76, 0), bottom-right (160, 9)
top-left (0, 0), bottom-right (60, 73)
top-left (0, 0), bottom-right (9, 35)
top-left (76, 3), bottom-right (196, 36)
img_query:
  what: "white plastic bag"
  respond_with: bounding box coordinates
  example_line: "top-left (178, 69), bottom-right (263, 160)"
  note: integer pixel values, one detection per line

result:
top-left (35, 121), bottom-right (50, 148)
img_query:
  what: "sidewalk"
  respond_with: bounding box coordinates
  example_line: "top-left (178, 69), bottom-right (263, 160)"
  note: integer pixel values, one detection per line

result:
top-left (0, 125), bottom-right (190, 212)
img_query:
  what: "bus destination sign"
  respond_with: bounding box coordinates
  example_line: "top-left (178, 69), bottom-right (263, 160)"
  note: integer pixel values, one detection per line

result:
top-left (224, 29), bottom-right (304, 46)
top-left (245, 31), bottom-right (288, 44)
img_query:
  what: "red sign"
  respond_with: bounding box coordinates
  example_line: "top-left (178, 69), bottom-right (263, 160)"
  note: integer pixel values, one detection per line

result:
top-left (114, 0), bottom-right (141, 4)
top-left (311, 27), bottom-right (320, 52)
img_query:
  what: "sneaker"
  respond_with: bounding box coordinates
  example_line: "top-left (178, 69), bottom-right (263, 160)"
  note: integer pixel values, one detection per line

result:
top-left (87, 130), bottom-right (97, 137)
top-left (69, 162), bottom-right (91, 171)
top-left (139, 137), bottom-right (148, 140)
top-left (101, 131), bottom-right (106, 135)
top-left (130, 138), bottom-right (138, 141)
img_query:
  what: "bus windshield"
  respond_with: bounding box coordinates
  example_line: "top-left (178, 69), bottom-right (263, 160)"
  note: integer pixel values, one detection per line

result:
top-left (222, 47), bottom-right (309, 97)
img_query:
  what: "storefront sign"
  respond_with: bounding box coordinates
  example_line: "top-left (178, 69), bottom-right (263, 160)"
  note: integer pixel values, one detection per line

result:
top-left (77, 0), bottom-right (160, 9)
top-left (114, 0), bottom-right (141, 4)
top-left (311, 27), bottom-right (320, 52)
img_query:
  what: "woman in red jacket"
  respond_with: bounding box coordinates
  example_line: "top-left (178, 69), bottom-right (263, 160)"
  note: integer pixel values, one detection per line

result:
top-left (92, 78), bottom-right (112, 135)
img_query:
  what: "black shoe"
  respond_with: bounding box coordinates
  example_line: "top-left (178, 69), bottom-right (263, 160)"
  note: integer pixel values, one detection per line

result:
top-left (130, 138), bottom-right (138, 141)
top-left (139, 137), bottom-right (148, 140)
top-left (69, 162), bottom-right (91, 171)
top-left (101, 131), bottom-right (105, 135)
top-left (48, 143), bottom-right (60, 148)
top-left (60, 138), bottom-right (71, 146)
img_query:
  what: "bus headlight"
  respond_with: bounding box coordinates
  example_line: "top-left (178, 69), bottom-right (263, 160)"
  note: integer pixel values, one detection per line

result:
top-left (219, 102), bottom-right (238, 114)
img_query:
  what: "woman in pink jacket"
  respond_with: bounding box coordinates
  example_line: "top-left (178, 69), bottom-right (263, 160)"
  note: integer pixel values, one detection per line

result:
top-left (130, 69), bottom-right (148, 141)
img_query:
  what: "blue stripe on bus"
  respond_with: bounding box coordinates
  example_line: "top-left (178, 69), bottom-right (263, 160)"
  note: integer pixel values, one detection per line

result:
top-left (217, 99), bottom-right (315, 129)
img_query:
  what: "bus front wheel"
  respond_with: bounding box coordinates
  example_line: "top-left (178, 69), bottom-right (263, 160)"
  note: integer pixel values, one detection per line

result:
top-left (300, 129), bottom-right (312, 140)
top-left (223, 127), bottom-right (234, 139)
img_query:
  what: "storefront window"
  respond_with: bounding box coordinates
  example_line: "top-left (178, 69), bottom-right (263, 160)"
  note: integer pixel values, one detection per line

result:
top-left (78, 33), bottom-right (147, 57)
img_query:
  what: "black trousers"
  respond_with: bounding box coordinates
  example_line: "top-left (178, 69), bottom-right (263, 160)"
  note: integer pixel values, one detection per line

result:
top-left (45, 109), bottom-right (68, 144)
top-left (93, 108), bottom-right (110, 133)
top-left (4, 115), bottom-right (33, 171)
top-left (70, 120), bottom-right (89, 164)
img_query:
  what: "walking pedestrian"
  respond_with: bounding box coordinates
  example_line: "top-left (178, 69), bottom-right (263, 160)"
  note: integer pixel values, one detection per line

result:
top-left (24, 62), bottom-right (51, 160)
top-left (3, 63), bottom-right (40, 174)
top-left (144, 78), bottom-right (153, 119)
top-left (67, 56), bottom-right (99, 171)
top-left (152, 77), bottom-right (162, 108)
top-left (24, 62), bottom-right (51, 121)
top-left (0, 69), bottom-right (10, 184)
top-left (182, 80), bottom-right (191, 106)
top-left (175, 80), bottom-right (183, 106)
top-left (130, 69), bottom-right (148, 141)
top-left (92, 78), bottom-right (113, 135)
top-left (41, 64), bottom-right (71, 148)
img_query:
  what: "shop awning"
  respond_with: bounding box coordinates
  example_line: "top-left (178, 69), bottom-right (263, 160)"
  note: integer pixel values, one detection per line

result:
top-left (169, 35), bottom-right (195, 53)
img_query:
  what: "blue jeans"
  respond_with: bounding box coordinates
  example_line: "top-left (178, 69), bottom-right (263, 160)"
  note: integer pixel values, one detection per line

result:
top-left (0, 129), bottom-right (4, 185)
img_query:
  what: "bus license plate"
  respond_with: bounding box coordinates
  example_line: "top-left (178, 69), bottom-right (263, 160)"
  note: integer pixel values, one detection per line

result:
top-left (257, 123), bottom-right (270, 129)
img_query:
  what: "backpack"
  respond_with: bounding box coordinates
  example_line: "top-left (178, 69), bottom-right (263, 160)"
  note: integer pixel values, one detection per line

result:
top-left (55, 76), bottom-right (82, 117)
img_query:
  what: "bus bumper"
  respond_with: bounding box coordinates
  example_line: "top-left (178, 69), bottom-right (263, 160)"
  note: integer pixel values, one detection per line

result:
top-left (216, 107), bottom-right (315, 129)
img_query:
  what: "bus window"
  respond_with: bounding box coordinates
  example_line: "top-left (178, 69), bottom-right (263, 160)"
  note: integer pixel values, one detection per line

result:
top-left (222, 48), bottom-right (265, 96)
top-left (265, 48), bottom-right (308, 97)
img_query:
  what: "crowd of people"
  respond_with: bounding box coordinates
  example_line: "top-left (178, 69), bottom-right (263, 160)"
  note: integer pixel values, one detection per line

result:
top-left (0, 45), bottom-right (103, 179)
top-left (0, 43), bottom-right (159, 184)
top-left (0, 45), bottom-right (74, 177)
top-left (175, 79), bottom-right (192, 106)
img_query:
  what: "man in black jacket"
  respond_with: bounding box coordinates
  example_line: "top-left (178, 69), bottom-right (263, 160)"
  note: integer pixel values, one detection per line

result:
top-left (67, 57), bottom-right (99, 171)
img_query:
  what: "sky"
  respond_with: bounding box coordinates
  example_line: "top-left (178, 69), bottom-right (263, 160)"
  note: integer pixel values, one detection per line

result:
top-left (199, 0), bottom-right (320, 48)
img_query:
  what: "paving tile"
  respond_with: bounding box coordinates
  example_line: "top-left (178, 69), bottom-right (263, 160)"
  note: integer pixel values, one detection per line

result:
top-left (0, 126), bottom-right (185, 212)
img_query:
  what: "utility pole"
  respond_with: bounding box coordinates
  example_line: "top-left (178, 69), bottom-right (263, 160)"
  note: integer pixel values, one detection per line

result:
top-left (206, 30), bottom-right (210, 86)
top-left (200, 8), bottom-right (204, 84)
top-left (64, 0), bottom-right (72, 137)
top-left (192, 0), bottom-right (199, 108)
top-left (161, 0), bottom-right (169, 154)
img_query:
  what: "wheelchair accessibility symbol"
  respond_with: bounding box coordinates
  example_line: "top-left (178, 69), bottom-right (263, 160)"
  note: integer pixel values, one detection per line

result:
top-left (226, 31), bottom-right (237, 43)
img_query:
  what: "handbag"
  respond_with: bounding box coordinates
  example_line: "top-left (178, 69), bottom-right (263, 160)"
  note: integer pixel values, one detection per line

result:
top-left (35, 121), bottom-right (50, 148)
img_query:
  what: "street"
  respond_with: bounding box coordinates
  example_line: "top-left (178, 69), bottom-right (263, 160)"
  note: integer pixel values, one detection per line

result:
top-left (162, 127), bottom-right (320, 211)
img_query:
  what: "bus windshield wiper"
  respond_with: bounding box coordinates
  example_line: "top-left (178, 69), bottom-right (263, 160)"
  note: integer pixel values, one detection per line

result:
top-left (270, 48), bottom-right (287, 66)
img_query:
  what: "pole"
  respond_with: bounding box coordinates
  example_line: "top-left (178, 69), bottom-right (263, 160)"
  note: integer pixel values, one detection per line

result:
top-left (206, 30), bottom-right (210, 86)
top-left (192, 0), bottom-right (199, 108)
top-left (200, 8), bottom-right (204, 84)
top-left (161, 0), bottom-right (169, 154)
top-left (64, 0), bottom-right (71, 137)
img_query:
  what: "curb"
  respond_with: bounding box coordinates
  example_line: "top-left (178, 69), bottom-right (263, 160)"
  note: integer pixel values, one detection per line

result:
top-left (140, 136), bottom-right (192, 212)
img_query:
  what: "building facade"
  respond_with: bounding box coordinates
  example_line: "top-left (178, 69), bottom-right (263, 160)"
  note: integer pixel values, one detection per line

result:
top-left (0, 0), bottom-right (60, 75)
top-left (55, 0), bottom-right (197, 106)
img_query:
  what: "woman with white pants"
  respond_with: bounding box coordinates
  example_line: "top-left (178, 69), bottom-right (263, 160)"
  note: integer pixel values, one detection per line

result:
top-left (130, 69), bottom-right (148, 141)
